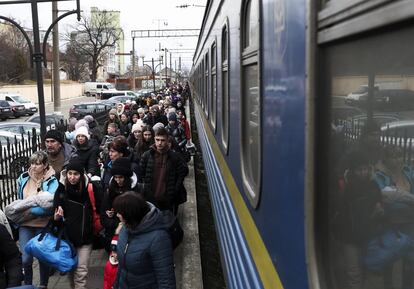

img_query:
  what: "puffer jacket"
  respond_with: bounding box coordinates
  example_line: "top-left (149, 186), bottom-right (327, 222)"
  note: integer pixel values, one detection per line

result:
top-left (113, 203), bottom-right (175, 289)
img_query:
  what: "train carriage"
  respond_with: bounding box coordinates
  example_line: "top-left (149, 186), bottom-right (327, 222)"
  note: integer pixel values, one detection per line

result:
top-left (190, 0), bottom-right (414, 289)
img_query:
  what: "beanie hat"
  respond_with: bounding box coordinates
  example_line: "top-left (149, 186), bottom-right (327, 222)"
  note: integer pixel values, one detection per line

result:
top-left (132, 121), bottom-right (143, 133)
top-left (83, 115), bottom-right (94, 124)
top-left (109, 108), bottom-right (117, 116)
top-left (75, 119), bottom-right (89, 130)
top-left (137, 108), bottom-right (145, 114)
top-left (75, 126), bottom-right (90, 140)
top-left (111, 157), bottom-right (132, 177)
top-left (66, 158), bottom-right (84, 174)
top-left (168, 112), bottom-right (177, 122)
top-left (44, 129), bottom-right (63, 144)
top-left (110, 235), bottom-right (119, 252)
top-left (152, 122), bottom-right (164, 133)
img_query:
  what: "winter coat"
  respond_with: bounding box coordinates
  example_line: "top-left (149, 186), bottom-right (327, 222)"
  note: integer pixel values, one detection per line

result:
top-left (7, 168), bottom-right (60, 224)
top-left (119, 121), bottom-right (131, 138)
top-left (166, 123), bottom-right (186, 146)
top-left (101, 153), bottom-right (140, 191)
top-left (101, 173), bottom-right (141, 243)
top-left (0, 210), bottom-right (12, 237)
top-left (0, 224), bottom-right (22, 289)
top-left (113, 203), bottom-right (175, 289)
top-left (55, 172), bottom-right (100, 247)
top-left (73, 140), bottom-right (100, 176)
top-left (140, 146), bottom-right (188, 210)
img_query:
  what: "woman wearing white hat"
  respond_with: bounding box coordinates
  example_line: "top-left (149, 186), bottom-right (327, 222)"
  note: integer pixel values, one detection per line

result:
top-left (73, 126), bottom-right (100, 178)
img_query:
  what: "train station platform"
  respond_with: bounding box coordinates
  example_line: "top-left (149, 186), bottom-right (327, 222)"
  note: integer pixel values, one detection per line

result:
top-left (31, 102), bottom-right (203, 289)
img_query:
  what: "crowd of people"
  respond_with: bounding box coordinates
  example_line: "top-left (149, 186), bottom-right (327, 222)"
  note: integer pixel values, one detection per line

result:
top-left (0, 82), bottom-right (192, 289)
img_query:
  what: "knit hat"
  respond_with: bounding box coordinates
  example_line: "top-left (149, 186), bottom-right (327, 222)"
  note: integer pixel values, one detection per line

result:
top-left (75, 126), bottom-right (90, 140)
top-left (152, 122), bottom-right (164, 133)
top-left (111, 157), bottom-right (132, 177)
top-left (110, 235), bottom-right (119, 252)
top-left (75, 119), bottom-right (89, 130)
top-left (131, 121), bottom-right (143, 133)
top-left (66, 158), bottom-right (84, 174)
top-left (168, 112), bottom-right (177, 122)
top-left (137, 107), bottom-right (145, 114)
top-left (109, 108), bottom-right (117, 116)
top-left (44, 129), bottom-right (63, 144)
top-left (83, 115), bottom-right (94, 124)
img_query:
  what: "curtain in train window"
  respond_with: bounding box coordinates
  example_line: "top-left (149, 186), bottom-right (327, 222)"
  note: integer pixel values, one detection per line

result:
top-left (319, 23), bottom-right (414, 289)
top-left (241, 0), bottom-right (261, 208)
top-left (211, 42), bottom-right (217, 129)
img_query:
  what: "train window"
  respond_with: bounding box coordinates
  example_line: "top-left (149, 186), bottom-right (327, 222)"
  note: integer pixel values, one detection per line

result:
top-left (221, 24), bottom-right (229, 152)
top-left (317, 21), bottom-right (414, 289)
top-left (205, 54), bottom-right (209, 116)
top-left (241, 0), bottom-right (261, 207)
top-left (211, 42), bottom-right (217, 131)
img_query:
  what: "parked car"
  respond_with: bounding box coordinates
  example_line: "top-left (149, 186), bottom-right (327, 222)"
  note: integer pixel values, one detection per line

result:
top-left (0, 93), bottom-right (38, 115)
top-left (101, 99), bottom-right (120, 108)
top-left (136, 88), bottom-right (154, 97)
top-left (26, 113), bottom-right (65, 130)
top-left (374, 89), bottom-right (414, 111)
top-left (8, 102), bottom-right (26, 118)
top-left (69, 102), bottom-right (111, 124)
top-left (84, 82), bottom-right (116, 97)
top-left (97, 90), bottom-right (126, 100)
top-left (0, 122), bottom-right (40, 136)
top-left (0, 100), bottom-right (13, 121)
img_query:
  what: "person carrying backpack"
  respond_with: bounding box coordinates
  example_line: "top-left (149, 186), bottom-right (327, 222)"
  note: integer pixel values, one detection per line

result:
top-left (54, 158), bottom-right (102, 289)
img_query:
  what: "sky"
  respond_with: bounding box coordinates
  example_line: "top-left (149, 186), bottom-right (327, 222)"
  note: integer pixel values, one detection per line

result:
top-left (0, 0), bottom-right (207, 71)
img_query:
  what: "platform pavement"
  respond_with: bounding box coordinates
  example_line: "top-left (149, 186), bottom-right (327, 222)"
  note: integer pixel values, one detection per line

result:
top-left (31, 101), bottom-right (203, 289)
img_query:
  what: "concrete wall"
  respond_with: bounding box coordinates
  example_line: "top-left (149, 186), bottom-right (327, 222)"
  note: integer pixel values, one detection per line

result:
top-left (0, 83), bottom-right (84, 104)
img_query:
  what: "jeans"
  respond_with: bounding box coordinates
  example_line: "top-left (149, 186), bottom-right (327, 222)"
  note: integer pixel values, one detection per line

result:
top-left (19, 226), bottom-right (50, 287)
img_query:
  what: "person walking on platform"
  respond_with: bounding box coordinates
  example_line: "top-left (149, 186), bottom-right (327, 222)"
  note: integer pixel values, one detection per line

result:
top-left (54, 158), bottom-right (98, 289)
top-left (12, 151), bottom-right (60, 288)
top-left (140, 127), bottom-right (188, 213)
top-left (112, 192), bottom-right (176, 289)
top-left (44, 129), bottom-right (78, 178)
top-left (0, 223), bottom-right (23, 288)
top-left (101, 157), bottom-right (140, 252)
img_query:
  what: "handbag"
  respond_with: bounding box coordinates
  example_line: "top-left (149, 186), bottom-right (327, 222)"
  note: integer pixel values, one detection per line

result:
top-left (87, 183), bottom-right (103, 235)
top-left (24, 221), bottom-right (78, 273)
top-left (168, 217), bottom-right (184, 250)
top-left (363, 229), bottom-right (414, 272)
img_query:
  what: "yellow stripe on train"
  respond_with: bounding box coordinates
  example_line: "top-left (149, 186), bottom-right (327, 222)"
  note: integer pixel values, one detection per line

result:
top-left (196, 102), bottom-right (284, 289)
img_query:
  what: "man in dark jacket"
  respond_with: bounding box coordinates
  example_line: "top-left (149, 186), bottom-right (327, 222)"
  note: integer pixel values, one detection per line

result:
top-left (140, 127), bottom-right (188, 212)
top-left (44, 129), bottom-right (78, 178)
top-left (0, 224), bottom-right (22, 288)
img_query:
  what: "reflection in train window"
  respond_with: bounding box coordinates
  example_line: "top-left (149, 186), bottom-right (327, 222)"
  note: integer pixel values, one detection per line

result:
top-left (319, 23), bottom-right (414, 289)
top-left (222, 24), bottom-right (229, 152)
top-left (241, 0), bottom-right (260, 208)
top-left (211, 42), bottom-right (217, 130)
top-left (205, 54), bottom-right (209, 116)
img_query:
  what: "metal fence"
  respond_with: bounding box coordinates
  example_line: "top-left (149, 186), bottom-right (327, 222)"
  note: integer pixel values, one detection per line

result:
top-left (0, 130), bottom-right (42, 210)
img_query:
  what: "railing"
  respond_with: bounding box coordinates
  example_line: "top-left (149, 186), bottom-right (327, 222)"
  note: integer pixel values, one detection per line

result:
top-left (0, 122), bottom-right (68, 210)
top-left (0, 130), bottom-right (41, 210)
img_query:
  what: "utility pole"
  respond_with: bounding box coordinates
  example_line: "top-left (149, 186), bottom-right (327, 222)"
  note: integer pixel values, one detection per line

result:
top-left (169, 52), bottom-right (172, 84)
top-left (131, 37), bottom-right (136, 91)
top-left (52, 0), bottom-right (61, 112)
top-left (165, 49), bottom-right (167, 87)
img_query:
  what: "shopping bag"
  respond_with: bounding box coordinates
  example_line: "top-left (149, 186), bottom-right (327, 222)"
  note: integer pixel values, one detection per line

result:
top-left (24, 222), bottom-right (78, 273)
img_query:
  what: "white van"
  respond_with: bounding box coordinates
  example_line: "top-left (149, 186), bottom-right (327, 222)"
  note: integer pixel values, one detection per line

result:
top-left (84, 82), bottom-right (116, 96)
top-left (0, 93), bottom-right (38, 115)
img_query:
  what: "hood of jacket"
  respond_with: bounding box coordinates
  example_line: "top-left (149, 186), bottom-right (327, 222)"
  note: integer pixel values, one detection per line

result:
top-left (108, 172), bottom-right (138, 189)
top-left (126, 202), bottom-right (171, 236)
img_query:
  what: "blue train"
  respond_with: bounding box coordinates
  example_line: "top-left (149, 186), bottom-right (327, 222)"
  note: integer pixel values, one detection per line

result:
top-left (189, 0), bottom-right (414, 289)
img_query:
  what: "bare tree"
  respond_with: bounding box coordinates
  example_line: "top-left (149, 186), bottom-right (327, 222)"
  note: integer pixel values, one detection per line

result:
top-left (0, 21), bottom-right (30, 83)
top-left (62, 40), bottom-right (89, 81)
top-left (65, 12), bottom-right (121, 81)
